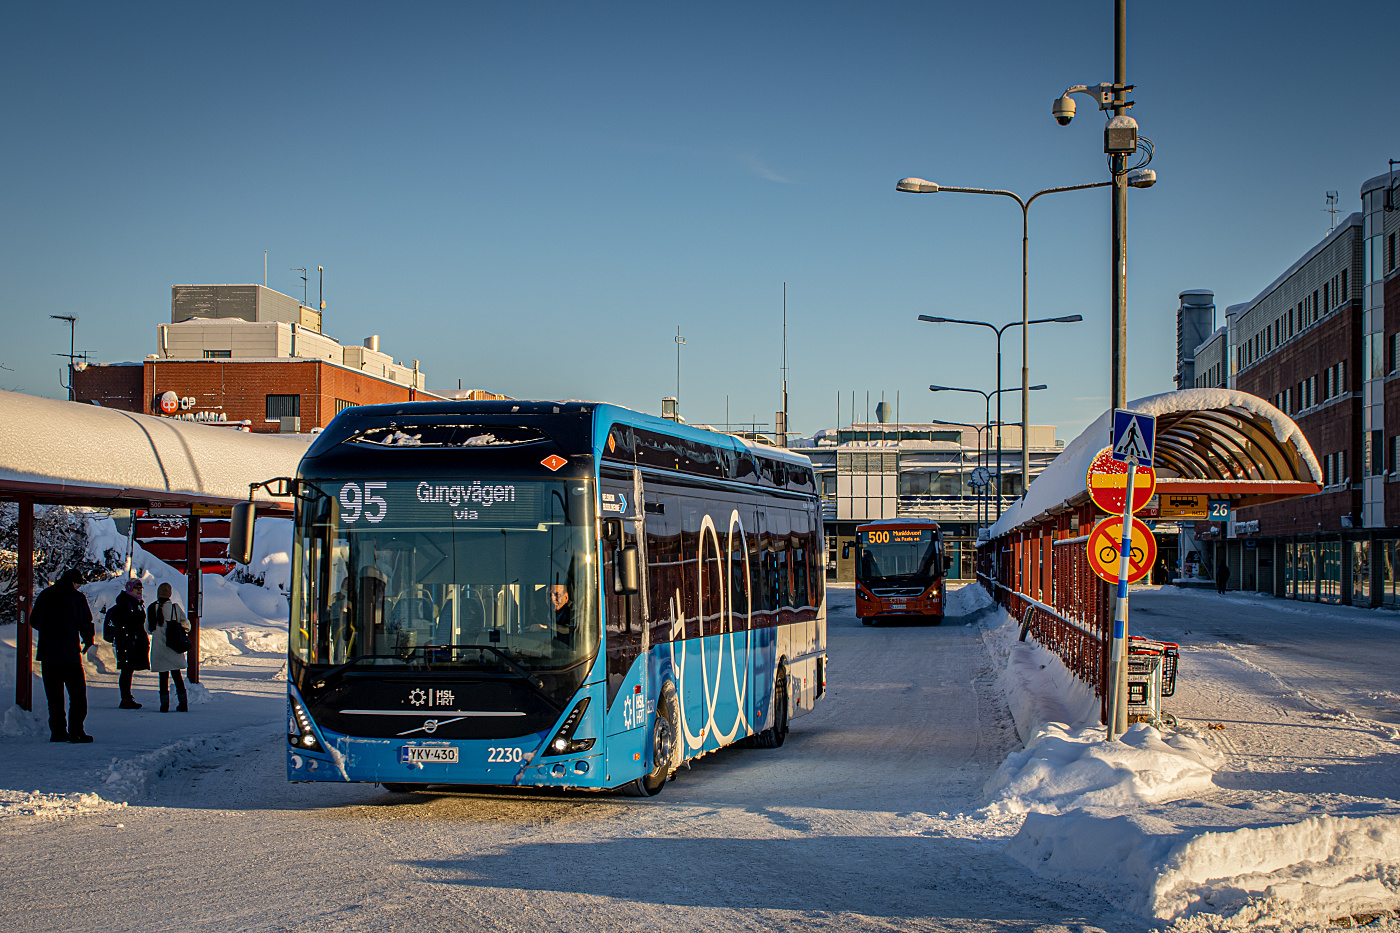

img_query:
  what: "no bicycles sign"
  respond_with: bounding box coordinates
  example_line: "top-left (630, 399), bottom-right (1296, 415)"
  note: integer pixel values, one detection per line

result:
top-left (1086, 514), bottom-right (1157, 585)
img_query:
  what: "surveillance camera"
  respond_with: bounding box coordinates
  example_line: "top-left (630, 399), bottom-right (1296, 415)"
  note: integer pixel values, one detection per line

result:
top-left (1052, 95), bottom-right (1075, 125)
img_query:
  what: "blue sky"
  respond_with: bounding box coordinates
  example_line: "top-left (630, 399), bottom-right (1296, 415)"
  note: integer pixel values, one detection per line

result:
top-left (2, 1), bottom-right (1396, 440)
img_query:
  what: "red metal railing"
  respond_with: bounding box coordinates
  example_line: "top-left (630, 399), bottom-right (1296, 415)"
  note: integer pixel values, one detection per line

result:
top-left (979, 504), bottom-right (1113, 722)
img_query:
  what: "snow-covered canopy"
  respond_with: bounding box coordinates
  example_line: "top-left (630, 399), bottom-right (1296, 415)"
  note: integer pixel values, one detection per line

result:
top-left (989, 389), bottom-right (1321, 538)
top-left (0, 389), bottom-right (313, 506)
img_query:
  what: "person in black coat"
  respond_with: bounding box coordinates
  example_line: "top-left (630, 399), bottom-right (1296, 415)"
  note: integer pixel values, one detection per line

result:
top-left (104, 578), bottom-right (150, 709)
top-left (30, 568), bottom-right (95, 743)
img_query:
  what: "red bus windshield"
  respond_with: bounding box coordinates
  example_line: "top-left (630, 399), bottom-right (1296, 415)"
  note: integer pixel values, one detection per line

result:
top-left (858, 526), bottom-right (941, 583)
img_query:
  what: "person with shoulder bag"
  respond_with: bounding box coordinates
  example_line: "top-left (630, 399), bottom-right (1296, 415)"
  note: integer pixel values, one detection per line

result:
top-left (104, 578), bottom-right (150, 709)
top-left (147, 582), bottom-right (190, 712)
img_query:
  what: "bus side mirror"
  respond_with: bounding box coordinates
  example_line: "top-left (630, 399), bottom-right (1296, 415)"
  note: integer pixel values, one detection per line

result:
top-left (615, 545), bottom-right (640, 595)
top-left (841, 543), bottom-right (852, 560)
top-left (229, 501), bottom-right (256, 566)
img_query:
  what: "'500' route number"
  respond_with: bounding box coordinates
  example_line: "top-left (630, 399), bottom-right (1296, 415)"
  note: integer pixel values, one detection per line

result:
top-left (488, 747), bottom-right (525, 763)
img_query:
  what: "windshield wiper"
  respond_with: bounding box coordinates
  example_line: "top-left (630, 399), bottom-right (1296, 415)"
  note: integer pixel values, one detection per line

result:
top-left (308, 646), bottom-right (565, 713)
top-left (310, 654), bottom-right (415, 689)
top-left (421, 644), bottom-right (566, 713)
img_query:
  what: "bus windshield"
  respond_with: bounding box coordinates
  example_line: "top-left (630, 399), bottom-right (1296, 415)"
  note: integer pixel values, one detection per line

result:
top-left (859, 527), bottom-right (940, 583)
top-left (290, 477), bottom-right (597, 671)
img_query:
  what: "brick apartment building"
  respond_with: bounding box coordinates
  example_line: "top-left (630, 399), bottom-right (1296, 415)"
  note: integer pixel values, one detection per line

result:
top-left (73, 284), bottom-right (502, 432)
top-left (1180, 166), bottom-right (1400, 606)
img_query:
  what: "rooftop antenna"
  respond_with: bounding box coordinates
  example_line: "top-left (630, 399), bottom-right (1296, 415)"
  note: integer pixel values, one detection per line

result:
top-left (264, 251), bottom-right (268, 287)
top-left (318, 266), bottom-right (325, 313)
top-left (778, 283), bottom-right (789, 447)
top-left (50, 314), bottom-right (81, 401)
top-left (1325, 191), bottom-right (1340, 232)
top-left (291, 268), bottom-right (308, 306)
top-left (675, 325), bottom-right (686, 415)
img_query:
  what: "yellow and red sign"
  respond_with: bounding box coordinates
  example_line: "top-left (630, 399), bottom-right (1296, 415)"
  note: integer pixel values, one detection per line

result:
top-left (1086, 515), bottom-right (1157, 585)
top-left (1086, 447), bottom-right (1156, 515)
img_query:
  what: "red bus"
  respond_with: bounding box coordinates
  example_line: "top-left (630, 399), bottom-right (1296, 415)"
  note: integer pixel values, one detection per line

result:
top-left (851, 519), bottom-right (948, 625)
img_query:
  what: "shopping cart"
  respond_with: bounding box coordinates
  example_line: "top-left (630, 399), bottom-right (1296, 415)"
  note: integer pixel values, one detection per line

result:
top-left (1126, 636), bottom-right (1180, 726)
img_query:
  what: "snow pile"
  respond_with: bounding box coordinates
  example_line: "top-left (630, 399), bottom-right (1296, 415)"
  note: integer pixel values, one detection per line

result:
top-left (0, 788), bottom-right (125, 820)
top-left (945, 580), bottom-right (993, 617)
top-left (985, 721), bottom-right (1221, 815)
top-left (1008, 811), bottom-right (1400, 925)
top-left (98, 732), bottom-right (242, 801)
top-left (981, 609), bottom-right (1220, 815)
top-left (979, 601), bottom-right (1400, 925)
top-left (2, 703), bottom-right (42, 737)
top-left (982, 610), bottom-right (1100, 739)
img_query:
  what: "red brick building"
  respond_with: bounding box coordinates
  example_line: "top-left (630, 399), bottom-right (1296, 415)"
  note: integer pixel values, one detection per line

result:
top-left (71, 284), bottom-right (516, 432)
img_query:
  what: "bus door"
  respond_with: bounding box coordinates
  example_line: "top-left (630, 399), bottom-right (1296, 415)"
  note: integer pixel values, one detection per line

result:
top-left (601, 469), bottom-right (647, 736)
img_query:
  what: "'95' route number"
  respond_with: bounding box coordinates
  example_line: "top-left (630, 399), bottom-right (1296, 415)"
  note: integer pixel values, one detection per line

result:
top-left (487, 747), bottom-right (525, 763)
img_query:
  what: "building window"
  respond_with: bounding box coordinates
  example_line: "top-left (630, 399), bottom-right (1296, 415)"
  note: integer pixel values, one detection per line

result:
top-left (334, 398), bottom-right (356, 415)
top-left (1342, 267), bottom-right (1349, 301)
top-left (265, 394), bottom-right (300, 421)
top-left (1389, 232), bottom-right (1396, 275)
top-left (203, 349), bottom-right (231, 359)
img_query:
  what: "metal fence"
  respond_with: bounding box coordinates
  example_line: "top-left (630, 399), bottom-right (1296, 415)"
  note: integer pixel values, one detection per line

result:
top-left (978, 503), bottom-right (1112, 723)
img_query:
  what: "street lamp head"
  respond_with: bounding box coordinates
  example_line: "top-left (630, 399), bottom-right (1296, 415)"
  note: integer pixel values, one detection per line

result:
top-left (1127, 168), bottom-right (1157, 189)
top-left (1052, 95), bottom-right (1076, 126)
top-left (1030, 384), bottom-right (1048, 391)
top-left (896, 177), bottom-right (939, 194)
top-left (1055, 314), bottom-right (1084, 323)
top-left (917, 314), bottom-right (949, 324)
top-left (929, 385), bottom-right (950, 392)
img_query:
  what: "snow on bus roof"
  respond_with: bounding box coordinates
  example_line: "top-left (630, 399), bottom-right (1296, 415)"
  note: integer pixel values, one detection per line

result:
top-left (0, 389), bottom-right (313, 505)
top-left (988, 388), bottom-right (1321, 539)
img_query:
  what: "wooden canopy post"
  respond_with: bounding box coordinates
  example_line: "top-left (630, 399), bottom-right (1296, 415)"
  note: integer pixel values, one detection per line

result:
top-left (185, 513), bottom-right (200, 684)
top-left (15, 499), bottom-right (34, 711)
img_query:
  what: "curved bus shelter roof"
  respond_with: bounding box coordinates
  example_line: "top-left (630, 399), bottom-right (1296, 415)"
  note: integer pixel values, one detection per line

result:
top-left (1, 389), bottom-right (315, 711)
top-left (0, 389), bottom-right (313, 508)
top-left (989, 388), bottom-right (1321, 538)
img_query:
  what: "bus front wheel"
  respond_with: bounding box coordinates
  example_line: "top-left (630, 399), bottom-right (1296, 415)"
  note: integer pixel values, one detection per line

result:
top-left (381, 783), bottom-right (427, 794)
top-left (624, 684), bottom-right (679, 797)
top-left (924, 614), bottom-right (943, 626)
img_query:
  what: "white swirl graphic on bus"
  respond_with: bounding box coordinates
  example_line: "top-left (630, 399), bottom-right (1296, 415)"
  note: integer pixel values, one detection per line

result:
top-left (669, 509), bottom-right (753, 750)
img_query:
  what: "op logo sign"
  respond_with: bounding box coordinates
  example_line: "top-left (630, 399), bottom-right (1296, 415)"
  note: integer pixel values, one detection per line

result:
top-left (156, 391), bottom-right (197, 415)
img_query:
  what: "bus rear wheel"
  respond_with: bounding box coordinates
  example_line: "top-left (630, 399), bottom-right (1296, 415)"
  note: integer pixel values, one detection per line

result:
top-left (753, 666), bottom-right (790, 748)
top-left (624, 684), bottom-right (679, 797)
top-left (381, 782), bottom-right (427, 793)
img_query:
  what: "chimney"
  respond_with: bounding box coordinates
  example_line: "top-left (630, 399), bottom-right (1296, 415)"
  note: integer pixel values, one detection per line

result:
top-left (364, 335), bottom-right (380, 353)
top-left (1175, 290), bottom-right (1214, 389)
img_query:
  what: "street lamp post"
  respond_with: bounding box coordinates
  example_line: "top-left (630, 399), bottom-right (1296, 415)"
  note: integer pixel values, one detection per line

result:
top-left (897, 176), bottom-right (1147, 492)
top-left (918, 314), bottom-right (1079, 515)
top-left (930, 383), bottom-right (1045, 528)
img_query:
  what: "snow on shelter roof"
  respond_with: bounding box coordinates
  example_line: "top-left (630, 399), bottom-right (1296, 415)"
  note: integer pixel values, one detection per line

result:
top-left (988, 388), bottom-right (1321, 538)
top-left (0, 389), bottom-right (313, 506)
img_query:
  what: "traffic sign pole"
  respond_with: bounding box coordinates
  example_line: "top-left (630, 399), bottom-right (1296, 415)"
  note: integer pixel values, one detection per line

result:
top-left (1106, 459), bottom-right (1136, 741)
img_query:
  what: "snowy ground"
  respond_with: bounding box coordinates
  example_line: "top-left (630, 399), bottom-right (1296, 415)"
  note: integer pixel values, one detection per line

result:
top-left (0, 581), bottom-right (1397, 931)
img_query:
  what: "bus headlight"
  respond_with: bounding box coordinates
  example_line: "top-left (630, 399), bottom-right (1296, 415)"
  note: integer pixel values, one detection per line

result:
top-left (856, 587), bottom-right (872, 601)
top-left (288, 694), bottom-right (324, 753)
top-left (542, 698), bottom-right (595, 757)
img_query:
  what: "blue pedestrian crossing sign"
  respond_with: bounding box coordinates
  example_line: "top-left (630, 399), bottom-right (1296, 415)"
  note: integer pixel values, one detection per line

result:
top-left (1111, 410), bottom-right (1156, 464)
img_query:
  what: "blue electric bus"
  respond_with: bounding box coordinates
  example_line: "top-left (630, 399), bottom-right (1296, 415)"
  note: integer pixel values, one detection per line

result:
top-left (236, 400), bottom-right (826, 795)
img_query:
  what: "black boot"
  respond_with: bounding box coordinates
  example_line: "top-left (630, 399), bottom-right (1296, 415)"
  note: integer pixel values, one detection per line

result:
top-left (176, 700), bottom-right (189, 712)
top-left (120, 697), bottom-right (142, 710)
top-left (160, 694), bottom-right (169, 713)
